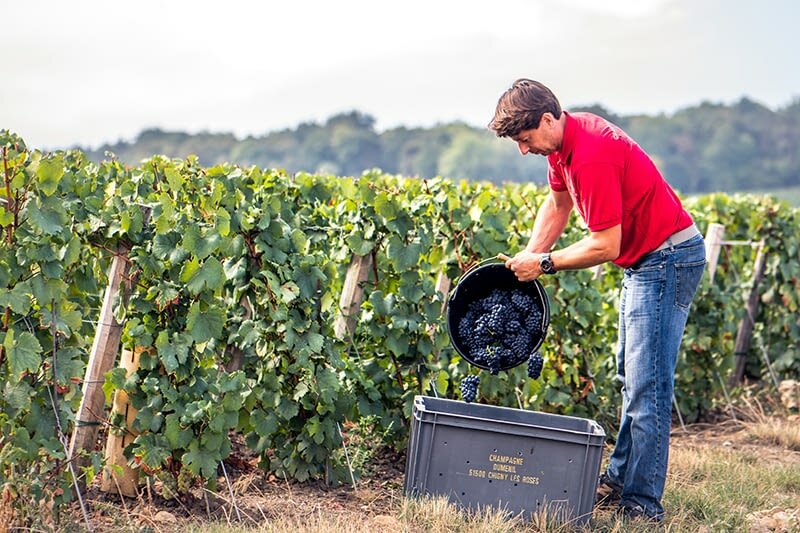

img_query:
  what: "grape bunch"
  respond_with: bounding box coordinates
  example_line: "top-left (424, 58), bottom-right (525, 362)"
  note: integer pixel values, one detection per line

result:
top-left (527, 351), bottom-right (544, 380)
top-left (460, 375), bottom-right (481, 403)
top-left (457, 287), bottom-right (545, 373)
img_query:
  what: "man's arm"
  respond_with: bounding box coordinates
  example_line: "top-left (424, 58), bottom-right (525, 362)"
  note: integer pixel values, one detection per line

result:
top-left (550, 224), bottom-right (621, 271)
top-left (501, 186), bottom-right (621, 280)
top-left (525, 189), bottom-right (573, 253)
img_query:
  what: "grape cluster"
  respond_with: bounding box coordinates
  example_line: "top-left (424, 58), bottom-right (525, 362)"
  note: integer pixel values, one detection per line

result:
top-left (527, 351), bottom-right (544, 380)
top-left (457, 287), bottom-right (545, 373)
top-left (460, 375), bottom-right (481, 403)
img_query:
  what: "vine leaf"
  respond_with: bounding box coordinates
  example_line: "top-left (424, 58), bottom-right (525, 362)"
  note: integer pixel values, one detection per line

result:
top-left (0, 207), bottom-right (13, 227)
top-left (36, 157), bottom-right (64, 196)
top-left (4, 329), bottom-right (42, 380)
top-left (345, 233), bottom-right (374, 255)
top-left (183, 440), bottom-right (218, 479)
top-left (186, 302), bottom-right (226, 344)
top-left (386, 234), bottom-right (421, 270)
top-left (27, 197), bottom-right (68, 235)
top-left (251, 409), bottom-right (278, 437)
top-left (0, 284), bottom-right (32, 315)
top-left (181, 257), bottom-right (225, 295)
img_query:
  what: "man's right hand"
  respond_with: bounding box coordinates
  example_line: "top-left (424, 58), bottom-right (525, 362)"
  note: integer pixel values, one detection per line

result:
top-left (498, 251), bottom-right (544, 281)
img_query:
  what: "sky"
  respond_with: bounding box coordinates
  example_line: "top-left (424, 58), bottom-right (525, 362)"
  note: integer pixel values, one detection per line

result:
top-left (3, 0), bottom-right (799, 150)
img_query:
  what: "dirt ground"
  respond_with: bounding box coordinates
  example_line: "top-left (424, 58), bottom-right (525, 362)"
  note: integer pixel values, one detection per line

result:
top-left (67, 415), bottom-right (800, 531)
top-left (70, 442), bottom-right (408, 530)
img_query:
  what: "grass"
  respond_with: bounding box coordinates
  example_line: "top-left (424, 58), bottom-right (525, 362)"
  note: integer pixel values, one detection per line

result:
top-left (744, 415), bottom-right (800, 451)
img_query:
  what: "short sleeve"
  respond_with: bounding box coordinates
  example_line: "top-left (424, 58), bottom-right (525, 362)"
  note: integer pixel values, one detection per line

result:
top-left (573, 163), bottom-right (623, 232)
top-left (547, 162), bottom-right (567, 192)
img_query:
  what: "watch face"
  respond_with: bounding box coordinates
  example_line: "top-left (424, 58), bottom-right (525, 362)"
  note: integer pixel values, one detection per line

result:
top-left (540, 255), bottom-right (555, 274)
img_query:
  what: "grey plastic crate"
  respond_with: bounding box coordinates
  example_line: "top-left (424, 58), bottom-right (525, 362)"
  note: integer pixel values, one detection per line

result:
top-left (404, 395), bottom-right (605, 526)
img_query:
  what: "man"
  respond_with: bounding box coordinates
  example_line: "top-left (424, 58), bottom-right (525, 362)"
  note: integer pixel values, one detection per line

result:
top-left (490, 79), bottom-right (706, 522)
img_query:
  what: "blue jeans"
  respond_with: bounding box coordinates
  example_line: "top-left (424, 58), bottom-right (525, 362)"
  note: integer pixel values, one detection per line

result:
top-left (605, 234), bottom-right (706, 518)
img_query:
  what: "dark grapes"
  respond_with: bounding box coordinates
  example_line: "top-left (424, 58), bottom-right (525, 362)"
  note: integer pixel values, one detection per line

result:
top-left (456, 287), bottom-right (545, 372)
top-left (527, 351), bottom-right (544, 379)
top-left (460, 375), bottom-right (481, 403)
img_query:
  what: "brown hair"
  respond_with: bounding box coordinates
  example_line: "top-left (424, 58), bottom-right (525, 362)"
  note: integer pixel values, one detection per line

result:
top-left (488, 79), bottom-right (562, 138)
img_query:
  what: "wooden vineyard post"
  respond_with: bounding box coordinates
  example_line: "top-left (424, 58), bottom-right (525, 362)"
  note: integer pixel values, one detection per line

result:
top-left (101, 347), bottom-right (142, 496)
top-left (68, 244), bottom-right (132, 476)
top-left (729, 239), bottom-right (768, 387)
top-left (426, 271), bottom-right (452, 338)
top-left (334, 253), bottom-right (373, 340)
top-left (704, 223), bottom-right (725, 284)
top-left (434, 271), bottom-right (451, 311)
top-left (69, 205), bottom-right (150, 482)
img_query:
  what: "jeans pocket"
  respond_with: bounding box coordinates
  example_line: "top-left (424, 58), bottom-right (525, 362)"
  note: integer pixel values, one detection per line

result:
top-left (675, 259), bottom-right (705, 308)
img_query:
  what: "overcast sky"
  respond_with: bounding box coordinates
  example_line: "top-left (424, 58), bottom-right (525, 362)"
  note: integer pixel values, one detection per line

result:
top-left (3, 0), bottom-right (799, 150)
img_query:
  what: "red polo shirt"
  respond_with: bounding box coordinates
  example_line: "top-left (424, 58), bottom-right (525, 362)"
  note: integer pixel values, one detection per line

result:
top-left (547, 111), bottom-right (693, 268)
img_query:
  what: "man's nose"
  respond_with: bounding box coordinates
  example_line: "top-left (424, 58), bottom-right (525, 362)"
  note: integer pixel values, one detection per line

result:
top-left (517, 141), bottom-right (528, 155)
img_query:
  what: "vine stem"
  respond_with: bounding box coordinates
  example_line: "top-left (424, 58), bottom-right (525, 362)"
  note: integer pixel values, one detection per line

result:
top-left (519, 189), bottom-right (539, 221)
top-left (2, 145), bottom-right (13, 247)
top-left (1, 146), bottom-right (13, 363)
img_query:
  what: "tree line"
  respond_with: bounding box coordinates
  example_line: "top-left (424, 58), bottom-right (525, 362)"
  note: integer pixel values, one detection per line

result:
top-left (81, 97), bottom-right (800, 194)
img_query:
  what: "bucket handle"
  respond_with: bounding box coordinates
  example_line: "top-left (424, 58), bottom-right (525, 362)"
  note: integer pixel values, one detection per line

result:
top-left (463, 256), bottom-right (506, 278)
top-left (450, 256), bottom-right (508, 303)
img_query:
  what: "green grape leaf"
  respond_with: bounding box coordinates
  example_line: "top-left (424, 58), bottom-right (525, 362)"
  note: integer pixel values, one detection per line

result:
top-left (164, 166), bottom-right (183, 191)
top-left (155, 331), bottom-right (178, 373)
top-left (134, 433), bottom-right (171, 470)
top-left (251, 409), bottom-right (278, 437)
top-left (186, 302), bottom-right (226, 344)
top-left (275, 398), bottom-right (299, 420)
top-left (290, 228), bottom-right (308, 253)
top-left (215, 208), bottom-right (231, 237)
top-left (434, 369), bottom-right (449, 396)
top-left (4, 380), bottom-right (33, 411)
top-left (183, 226), bottom-right (219, 259)
top-left (152, 232), bottom-right (183, 261)
top-left (315, 367), bottom-right (340, 405)
top-left (280, 282), bottom-right (300, 304)
top-left (385, 330), bottom-right (407, 358)
top-left (183, 440), bottom-right (218, 479)
top-left (386, 235), bottom-right (421, 270)
top-left (4, 329), bottom-right (42, 380)
top-left (0, 284), bottom-right (32, 314)
top-left (165, 413), bottom-right (192, 449)
top-left (0, 206), bottom-right (14, 227)
top-left (26, 197), bottom-right (68, 235)
top-left (345, 233), bottom-right (374, 255)
top-left (36, 157), bottom-right (65, 196)
top-left (181, 256), bottom-right (225, 295)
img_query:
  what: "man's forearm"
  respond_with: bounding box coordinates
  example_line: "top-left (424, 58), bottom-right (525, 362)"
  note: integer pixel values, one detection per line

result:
top-left (525, 194), bottom-right (571, 253)
top-left (550, 233), bottom-right (620, 271)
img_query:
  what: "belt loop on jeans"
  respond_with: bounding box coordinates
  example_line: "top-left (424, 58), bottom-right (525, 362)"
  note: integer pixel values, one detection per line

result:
top-left (654, 223), bottom-right (700, 252)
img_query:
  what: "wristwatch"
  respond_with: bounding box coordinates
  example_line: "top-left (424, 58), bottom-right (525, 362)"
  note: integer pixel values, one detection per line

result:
top-left (539, 253), bottom-right (556, 275)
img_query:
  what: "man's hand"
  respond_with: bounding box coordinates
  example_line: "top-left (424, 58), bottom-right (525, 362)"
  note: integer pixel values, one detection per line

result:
top-left (498, 251), bottom-right (543, 281)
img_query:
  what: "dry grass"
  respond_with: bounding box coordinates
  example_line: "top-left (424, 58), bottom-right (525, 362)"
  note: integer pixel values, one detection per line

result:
top-left (744, 415), bottom-right (800, 451)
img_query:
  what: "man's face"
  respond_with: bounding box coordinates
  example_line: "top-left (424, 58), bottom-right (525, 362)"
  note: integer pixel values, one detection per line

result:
top-left (511, 112), bottom-right (560, 156)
